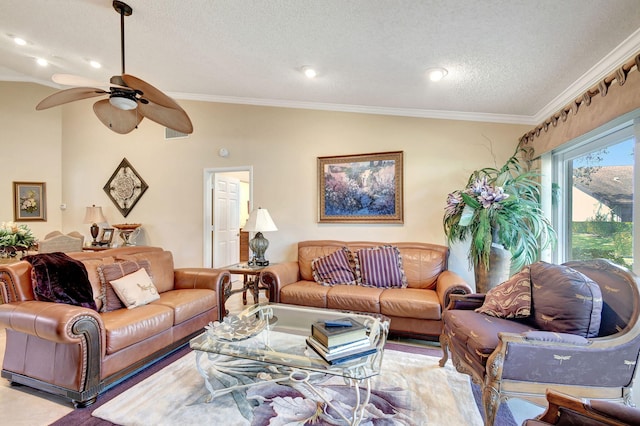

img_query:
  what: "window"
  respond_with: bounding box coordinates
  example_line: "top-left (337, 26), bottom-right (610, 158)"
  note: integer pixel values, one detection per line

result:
top-left (552, 121), bottom-right (636, 272)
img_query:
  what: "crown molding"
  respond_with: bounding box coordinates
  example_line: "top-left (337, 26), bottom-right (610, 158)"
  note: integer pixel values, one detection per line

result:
top-left (533, 28), bottom-right (640, 124)
top-left (173, 92), bottom-right (536, 125)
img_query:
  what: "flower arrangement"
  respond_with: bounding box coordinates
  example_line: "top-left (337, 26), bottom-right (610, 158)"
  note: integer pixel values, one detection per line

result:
top-left (0, 222), bottom-right (37, 256)
top-left (443, 147), bottom-right (556, 272)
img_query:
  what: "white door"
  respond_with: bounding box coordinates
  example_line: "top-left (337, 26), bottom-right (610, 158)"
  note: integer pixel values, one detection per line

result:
top-left (213, 175), bottom-right (240, 267)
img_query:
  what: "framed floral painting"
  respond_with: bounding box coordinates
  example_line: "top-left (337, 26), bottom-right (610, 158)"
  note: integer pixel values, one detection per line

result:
top-left (318, 151), bottom-right (403, 223)
top-left (13, 182), bottom-right (47, 221)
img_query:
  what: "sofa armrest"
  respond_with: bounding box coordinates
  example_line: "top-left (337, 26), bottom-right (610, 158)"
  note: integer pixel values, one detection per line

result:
top-left (260, 261), bottom-right (301, 303)
top-left (435, 270), bottom-right (473, 308)
top-left (445, 293), bottom-right (486, 310)
top-left (174, 268), bottom-right (231, 291)
top-left (0, 301), bottom-right (104, 346)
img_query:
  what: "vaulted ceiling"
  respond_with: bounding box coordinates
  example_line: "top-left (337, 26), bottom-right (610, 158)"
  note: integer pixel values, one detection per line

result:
top-left (1, 0), bottom-right (640, 124)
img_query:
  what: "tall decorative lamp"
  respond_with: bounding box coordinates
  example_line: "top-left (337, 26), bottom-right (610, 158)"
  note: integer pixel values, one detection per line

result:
top-left (83, 205), bottom-right (107, 246)
top-left (242, 207), bottom-right (278, 266)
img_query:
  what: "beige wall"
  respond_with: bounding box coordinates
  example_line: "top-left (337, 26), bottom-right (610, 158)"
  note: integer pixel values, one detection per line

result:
top-left (0, 82), bottom-right (62, 237)
top-left (2, 82), bottom-right (531, 283)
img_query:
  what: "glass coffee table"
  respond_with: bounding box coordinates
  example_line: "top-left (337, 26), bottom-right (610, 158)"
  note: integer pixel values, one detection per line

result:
top-left (190, 303), bottom-right (390, 425)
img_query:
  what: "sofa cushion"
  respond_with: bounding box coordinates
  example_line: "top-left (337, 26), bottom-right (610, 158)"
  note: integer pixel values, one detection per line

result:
top-left (110, 268), bottom-right (160, 309)
top-left (117, 250), bottom-right (175, 293)
top-left (100, 304), bottom-right (173, 354)
top-left (399, 247), bottom-right (447, 290)
top-left (151, 289), bottom-right (216, 325)
top-left (476, 266), bottom-right (531, 319)
top-left (98, 260), bottom-right (152, 312)
top-left (280, 281), bottom-right (331, 308)
top-left (326, 285), bottom-right (384, 313)
top-left (380, 288), bottom-right (441, 320)
top-left (311, 247), bottom-right (357, 286)
top-left (353, 245), bottom-right (407, 288)
top-left (530, 261), bottom-right (603, 338)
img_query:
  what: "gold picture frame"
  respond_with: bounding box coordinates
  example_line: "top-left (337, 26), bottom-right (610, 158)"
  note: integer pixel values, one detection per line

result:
top-left (13, 181), bottom-right (47, 221)
top-left (318, 151), bottom-right (403, 224)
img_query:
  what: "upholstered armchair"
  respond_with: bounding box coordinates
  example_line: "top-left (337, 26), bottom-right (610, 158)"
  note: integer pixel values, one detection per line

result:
top-left (38, 231), bottom-right (84, 253)
top-left (439, 259), bottom-right (640, 426)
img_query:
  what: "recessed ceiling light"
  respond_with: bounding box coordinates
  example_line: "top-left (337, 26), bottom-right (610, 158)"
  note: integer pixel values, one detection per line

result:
top-left (13, 37), bottom-right (27, 46)
top-left (426, 67), bottom-right (448, 82)
top-left (302, 66), bottom-right (317, 79)
top-left (89, 60), bottom-right (101, 69)
top-left (36, 58), bottom-right (48, 67)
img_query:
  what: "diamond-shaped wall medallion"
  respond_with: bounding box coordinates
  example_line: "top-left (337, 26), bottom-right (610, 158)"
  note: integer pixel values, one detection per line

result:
top-left (103, 158), bottom-right (148, 217)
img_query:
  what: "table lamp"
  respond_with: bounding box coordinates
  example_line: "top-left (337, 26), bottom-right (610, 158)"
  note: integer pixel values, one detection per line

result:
top-left (242, 207), bottom-right (277, 266)
top-left (83, 205), bottom-right (107, 246)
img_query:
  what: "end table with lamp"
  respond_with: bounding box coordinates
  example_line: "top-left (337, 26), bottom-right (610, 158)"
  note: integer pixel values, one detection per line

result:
top-left (218, 261), bottom-right (276, 318)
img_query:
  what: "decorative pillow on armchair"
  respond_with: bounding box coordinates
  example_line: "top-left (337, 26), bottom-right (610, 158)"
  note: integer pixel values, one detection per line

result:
top-left (476, 266), bottom-right (531, 318)
top-left (530, 261), bottom-right (603, 338)
top-left (353, 245), bottom-right (408, 288)
top-left (311, 247), bottom-right (357, 286)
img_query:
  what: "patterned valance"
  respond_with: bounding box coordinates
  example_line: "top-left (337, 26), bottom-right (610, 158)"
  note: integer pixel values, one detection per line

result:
top-left (519, 52), bottom-right (640, 159)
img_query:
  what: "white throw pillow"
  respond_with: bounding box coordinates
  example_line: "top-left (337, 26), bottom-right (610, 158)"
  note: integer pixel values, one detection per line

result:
top-left (110, 267), bottom-right (160, 309)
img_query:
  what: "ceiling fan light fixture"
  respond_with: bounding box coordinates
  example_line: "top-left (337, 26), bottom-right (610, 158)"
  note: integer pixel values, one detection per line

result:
top-left (109, 93), bottom-right (137, 110)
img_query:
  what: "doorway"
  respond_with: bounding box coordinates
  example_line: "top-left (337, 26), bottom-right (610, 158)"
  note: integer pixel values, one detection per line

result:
top-left (203, 167), bottom-right (252, 268)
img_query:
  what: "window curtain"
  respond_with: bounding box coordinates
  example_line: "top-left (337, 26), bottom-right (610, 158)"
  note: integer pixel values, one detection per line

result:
top-left (519, 52), bottom-right (640, 160)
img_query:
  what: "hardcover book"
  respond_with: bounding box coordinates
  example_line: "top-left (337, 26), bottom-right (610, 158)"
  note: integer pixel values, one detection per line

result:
top-left (306, 336), bottom-right (377, 364)
top-left (310, 317), bottom-right (367, 348)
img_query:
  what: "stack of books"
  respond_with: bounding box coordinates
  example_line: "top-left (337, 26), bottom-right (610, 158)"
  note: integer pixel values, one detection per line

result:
top-left (306, 317), bottom-right (377, 365)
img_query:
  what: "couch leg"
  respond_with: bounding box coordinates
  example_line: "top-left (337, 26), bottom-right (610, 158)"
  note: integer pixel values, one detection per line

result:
top-left (438, 333), bottom-right (449, 367)
top-left (481, 385), bottom-right (500, 426)
top-left (73, 396), bottom-right (97, 408)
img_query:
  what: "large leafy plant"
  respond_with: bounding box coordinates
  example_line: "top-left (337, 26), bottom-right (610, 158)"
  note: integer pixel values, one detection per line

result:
top-left (443, 148), bottom-right (556, 272)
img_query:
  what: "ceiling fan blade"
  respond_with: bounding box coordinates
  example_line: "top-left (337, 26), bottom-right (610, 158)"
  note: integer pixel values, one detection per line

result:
top-left (52, 74), bottom-right (107, 87)
top-left (93, 99), bottom-right (143, 134)
top-left (121, 74), bottom-right (182, 109)
top-left (138, 101), bottom-right (194, 134)
top-left (36, 87), bottom-right (108, 110)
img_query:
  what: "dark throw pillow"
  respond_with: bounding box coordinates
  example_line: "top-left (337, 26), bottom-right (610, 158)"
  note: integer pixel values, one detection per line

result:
top-left (353, 245), bottom-right (408, 288)
top-left (530, 261), bottom-right (603, 338)
top-left (476, 266), bottom-right (531, 318)
top-left (311, 247), bottom-right (357, 286)
top-left (24, 252), bottom-right (98, 311)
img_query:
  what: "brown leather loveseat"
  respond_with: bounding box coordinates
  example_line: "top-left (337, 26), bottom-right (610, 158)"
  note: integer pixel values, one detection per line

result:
top-left (261, 240), bottom-right (471, 339)
top-left (0, 246), bottom-right (230, 407)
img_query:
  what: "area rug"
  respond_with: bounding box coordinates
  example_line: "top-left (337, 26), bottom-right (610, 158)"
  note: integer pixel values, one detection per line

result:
top-left (89, 347), bottom-right (496, 425)
top-left (51, 343), bottom-right (516, 425)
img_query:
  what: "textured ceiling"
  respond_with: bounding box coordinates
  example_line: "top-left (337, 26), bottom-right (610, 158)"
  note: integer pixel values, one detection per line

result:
top-left (1, 0), bottom-right (640, 124)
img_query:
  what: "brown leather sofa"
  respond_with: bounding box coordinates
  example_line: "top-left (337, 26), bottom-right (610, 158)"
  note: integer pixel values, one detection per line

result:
top-left (0, 246), bottom-right (230, 407)
top-left (260, 240), bottom-right (471, 339)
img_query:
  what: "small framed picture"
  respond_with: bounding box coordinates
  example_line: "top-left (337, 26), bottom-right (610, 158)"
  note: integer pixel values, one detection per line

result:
top-left (13, 182), bottom-right (47, 221)
top-left (99, 228), bottom-right (115, 246)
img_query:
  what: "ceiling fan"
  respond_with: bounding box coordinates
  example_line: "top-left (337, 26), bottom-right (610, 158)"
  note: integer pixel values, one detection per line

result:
top-left (36, 1), bottom-right (193, 135)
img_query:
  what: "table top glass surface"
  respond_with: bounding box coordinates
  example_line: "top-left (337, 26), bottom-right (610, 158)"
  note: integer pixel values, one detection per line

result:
top-left (190, 303), bottom-right (390, 380)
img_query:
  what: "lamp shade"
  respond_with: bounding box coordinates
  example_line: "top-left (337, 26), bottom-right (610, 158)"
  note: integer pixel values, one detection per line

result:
top-left (242, 207), bottom-right (277, 232)
top-left (83, 205), bottom-right (106, 224)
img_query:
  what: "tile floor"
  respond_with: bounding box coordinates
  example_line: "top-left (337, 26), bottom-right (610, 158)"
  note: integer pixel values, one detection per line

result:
top-left (0, 279), bottom-right (548, 425)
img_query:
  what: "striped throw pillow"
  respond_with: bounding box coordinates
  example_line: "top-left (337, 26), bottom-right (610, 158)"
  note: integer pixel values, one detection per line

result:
top-left (311, 247), bottom-right (357, 286)
top-left (354, 245), bottom-right (407, 288)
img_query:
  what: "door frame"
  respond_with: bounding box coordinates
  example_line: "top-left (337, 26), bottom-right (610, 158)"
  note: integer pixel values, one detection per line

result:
top-left (203, 166), bottom-right (253, 268)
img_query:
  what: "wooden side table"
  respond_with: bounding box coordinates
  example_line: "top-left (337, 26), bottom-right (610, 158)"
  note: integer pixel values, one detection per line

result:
top-left (219, 262), bottom-right (273, 318)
